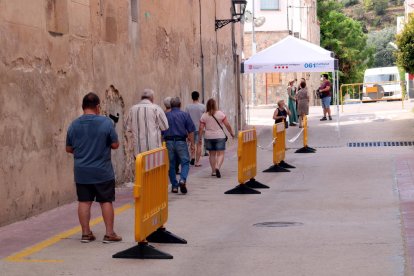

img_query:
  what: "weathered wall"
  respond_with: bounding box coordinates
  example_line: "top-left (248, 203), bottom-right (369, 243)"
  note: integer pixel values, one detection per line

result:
top-left (0, 0), bottom-right (245, 226)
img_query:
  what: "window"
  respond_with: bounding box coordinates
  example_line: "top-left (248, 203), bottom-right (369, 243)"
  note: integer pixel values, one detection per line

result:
top-left (131, 0), bottom-right (138, 22)
top-left (266, 73), bottom-right (281, 86)
top-left (260, 0), bottom-right (279, 10)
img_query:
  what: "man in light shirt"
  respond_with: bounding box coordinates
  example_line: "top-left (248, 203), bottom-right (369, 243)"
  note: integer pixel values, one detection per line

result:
top-left (126, 89), bottom-right (169, 156)
top-left (185, 91), bottom-right (206, 167)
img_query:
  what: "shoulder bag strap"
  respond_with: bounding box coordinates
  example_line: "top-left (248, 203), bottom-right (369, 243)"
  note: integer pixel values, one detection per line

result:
top-left (212, 114), bottom-right (228, 139)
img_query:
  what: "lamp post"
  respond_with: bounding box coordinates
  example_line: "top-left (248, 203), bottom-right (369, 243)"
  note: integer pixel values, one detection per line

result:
top-left (215, 0), bottom-right (247, 30)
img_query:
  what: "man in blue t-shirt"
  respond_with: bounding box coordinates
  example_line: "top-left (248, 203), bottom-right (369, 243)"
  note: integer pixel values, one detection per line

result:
top-left (66, 92), bottom-right (121, 244)
top-left (163, 97), bottom-right (196, 194)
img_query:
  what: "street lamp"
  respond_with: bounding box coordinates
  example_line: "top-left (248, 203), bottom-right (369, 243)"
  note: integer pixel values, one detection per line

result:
top-left (215, 0), bottom-right (247, 31)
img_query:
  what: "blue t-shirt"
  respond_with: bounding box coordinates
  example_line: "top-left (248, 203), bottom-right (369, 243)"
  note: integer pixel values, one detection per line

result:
top-left (66, 114), bottom-right (118, 184)
top-left (163, 108), bottom-right (196, 138)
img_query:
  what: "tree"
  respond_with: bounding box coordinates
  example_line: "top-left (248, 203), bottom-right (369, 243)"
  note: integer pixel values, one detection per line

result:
top-left (367, 27), bottom-right (397, 67)
top-left (373, 0), bottom-right (388, 15)
top-left (396, 17), bottom-right (414, 73)
top-left (318, 1), bottom-right (373, 83)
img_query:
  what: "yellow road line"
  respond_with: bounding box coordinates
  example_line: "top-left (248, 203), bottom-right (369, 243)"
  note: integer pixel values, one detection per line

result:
top-left (4, 203), bottom-right (132, 263)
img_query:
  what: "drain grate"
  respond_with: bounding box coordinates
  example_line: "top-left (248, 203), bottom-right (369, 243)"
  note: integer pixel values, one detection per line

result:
top-left (348, 141), bottom-right (414, 147)
top-left (253, 222), bottom-right (303, 228)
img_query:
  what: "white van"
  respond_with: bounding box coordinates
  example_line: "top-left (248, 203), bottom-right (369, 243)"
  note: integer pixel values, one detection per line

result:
top-left (363, 66), bottom-right (402, 101)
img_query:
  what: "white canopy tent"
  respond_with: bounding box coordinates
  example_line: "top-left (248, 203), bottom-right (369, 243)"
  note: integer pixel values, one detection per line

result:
top-left (242, 35), bottom-right (340, 128)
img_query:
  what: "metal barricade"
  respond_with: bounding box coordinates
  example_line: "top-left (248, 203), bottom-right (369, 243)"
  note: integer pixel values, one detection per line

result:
top-left (263, 122), bottom-right (295, 172)
top-left (225, 128), bottom-right (268, 194)
top-left (113, 145), bottom-right (186, 260)
top-left (340, 81), bottom-right (405, 112)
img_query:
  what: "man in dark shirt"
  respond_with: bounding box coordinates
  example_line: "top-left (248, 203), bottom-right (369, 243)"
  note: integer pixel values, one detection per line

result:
top-left (66, 92), bottom-right (122, 243)
top-left (163, 97), bottom-right (196, 194)
top-left (319, 73), bottom-right (332, 121)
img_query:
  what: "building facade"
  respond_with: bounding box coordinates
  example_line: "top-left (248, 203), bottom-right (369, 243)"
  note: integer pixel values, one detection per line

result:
top-left (244, 0), bottom-right (321, 106)
top-left (0, 0), bottom-right (245, 226)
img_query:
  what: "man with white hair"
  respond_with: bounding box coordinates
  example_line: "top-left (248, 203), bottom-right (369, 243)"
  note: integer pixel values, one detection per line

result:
top-left (126, 89), bottom-right (169, 156)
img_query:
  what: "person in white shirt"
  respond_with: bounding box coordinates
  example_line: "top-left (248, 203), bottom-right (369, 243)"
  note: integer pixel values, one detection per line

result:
top-left (125, 89), bottom-right (169, 156)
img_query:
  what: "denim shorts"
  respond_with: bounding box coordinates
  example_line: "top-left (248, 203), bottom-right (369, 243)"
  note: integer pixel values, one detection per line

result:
top-left (321, 96), bottom-right (331, 108)
top-left (204, 138), bottom-right (226, 151)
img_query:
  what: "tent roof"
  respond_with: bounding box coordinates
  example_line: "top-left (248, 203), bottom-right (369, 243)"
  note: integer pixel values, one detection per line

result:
top-left (243, 35), bottom-right (337, 73)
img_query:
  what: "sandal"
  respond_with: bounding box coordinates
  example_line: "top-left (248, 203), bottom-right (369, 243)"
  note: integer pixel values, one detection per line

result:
top-left (195, 164), bottom-right (202, 167)
top-left (81, 232), bottom-right (96, 243)
top-left (171, 187), bottom-right (178, 193)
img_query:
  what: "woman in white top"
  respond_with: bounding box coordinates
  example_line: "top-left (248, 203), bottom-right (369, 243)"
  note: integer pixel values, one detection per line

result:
top-left (198, 98), bottom-right (235, 178)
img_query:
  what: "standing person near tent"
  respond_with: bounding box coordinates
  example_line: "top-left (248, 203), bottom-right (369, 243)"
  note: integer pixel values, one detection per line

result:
top-left (287, 80), bottom-right (298, 126)
top-left (296, 80), bottom-right (309, 128)
top-left (319, 73), bottom-right (332, 121)
top-left (273, 100), bottom-right (290, 129)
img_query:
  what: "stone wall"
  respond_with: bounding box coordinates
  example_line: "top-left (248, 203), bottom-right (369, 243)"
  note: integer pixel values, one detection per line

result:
top-left (0, 0), bottom-right (244, 226)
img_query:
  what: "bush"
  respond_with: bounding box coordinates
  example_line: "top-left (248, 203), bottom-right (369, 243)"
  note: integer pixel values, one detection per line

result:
top-left (374, 0), bottom-right (388, 15)
top-left (363, 0), bottom-right (373, 10)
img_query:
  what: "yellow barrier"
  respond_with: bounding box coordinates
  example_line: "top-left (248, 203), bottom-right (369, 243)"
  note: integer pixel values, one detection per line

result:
top-left (272, 122), bottom-right (286, 166)
top-left (134, 146), bottom-right (169, 242)
top-left (340, 81), bottom-right (405, 112)
top-left (225, 128), bottom-right (267, 194)
top-left (263, 121), bottom-right (295, 172)
top-left (295, 115), bottom-right (316, 153)
top-left (237, 128), bottom-right (257, 184)
top-left (113, 145), bottom-right (186, 259)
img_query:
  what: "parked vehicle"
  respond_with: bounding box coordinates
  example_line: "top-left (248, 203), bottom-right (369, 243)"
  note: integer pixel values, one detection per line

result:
top-left (362, 66), bottom-right (402, 101)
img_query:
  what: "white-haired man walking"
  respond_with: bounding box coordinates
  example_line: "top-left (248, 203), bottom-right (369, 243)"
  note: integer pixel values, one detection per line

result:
top-left (126, 89), bottom-right (169, 156)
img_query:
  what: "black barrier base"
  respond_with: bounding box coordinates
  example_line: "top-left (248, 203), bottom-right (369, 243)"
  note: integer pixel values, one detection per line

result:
top-left (225, 184), bottom-right (261, 194)
top-left (279, 160), bottom-right (295, 169)
top-left (295, 146), bottom-right (316, 153)
top-left (146, 227), bottom-right (187, 244)
top-left (112, 242), bottom-right (173, 259)
top-left (263, 164), bottom-right (290, 173)
top-left (245, 178), bottom-right (269, 189)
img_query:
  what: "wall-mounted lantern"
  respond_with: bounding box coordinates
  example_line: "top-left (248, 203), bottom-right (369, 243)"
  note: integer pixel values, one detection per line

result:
top-left (215, 0), bottom-right (247, 31)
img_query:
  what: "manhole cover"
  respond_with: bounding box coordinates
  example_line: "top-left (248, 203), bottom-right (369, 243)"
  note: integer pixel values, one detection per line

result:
top-left (253, 222), bottom-right (303, 228)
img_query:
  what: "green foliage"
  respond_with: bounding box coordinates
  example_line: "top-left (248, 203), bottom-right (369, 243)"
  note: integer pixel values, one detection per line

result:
top-left (367, 27), bottom-right (396, 67)
top-left (363, 0), bottom-right (373, 10)
top-left (396, 17), bottom-right (414, 73)
top-left (318, 0), bottom-right (374, 83)
top-left (373, 0), bottom-right (388, 15)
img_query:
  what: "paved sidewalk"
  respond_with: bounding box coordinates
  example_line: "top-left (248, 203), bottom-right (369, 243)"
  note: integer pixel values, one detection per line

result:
top-left (0, 101), bottom-right (413, 276)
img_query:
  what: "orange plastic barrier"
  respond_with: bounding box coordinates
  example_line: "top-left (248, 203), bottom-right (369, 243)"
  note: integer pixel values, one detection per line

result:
top-left (113, 144), bottom-right (186, 259)
top-left (225, 128), bottom-right (268, 194)
top-left (133, 147), bottom-right (169, 242)
top-left (263, 121), bottom-right (295, 172)
top-left (237, 129), bottom-right (257, 184)
top-left (295, 115), bottom-right (316, 153)
top-left (272, 122), bottom-right (286, 166)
